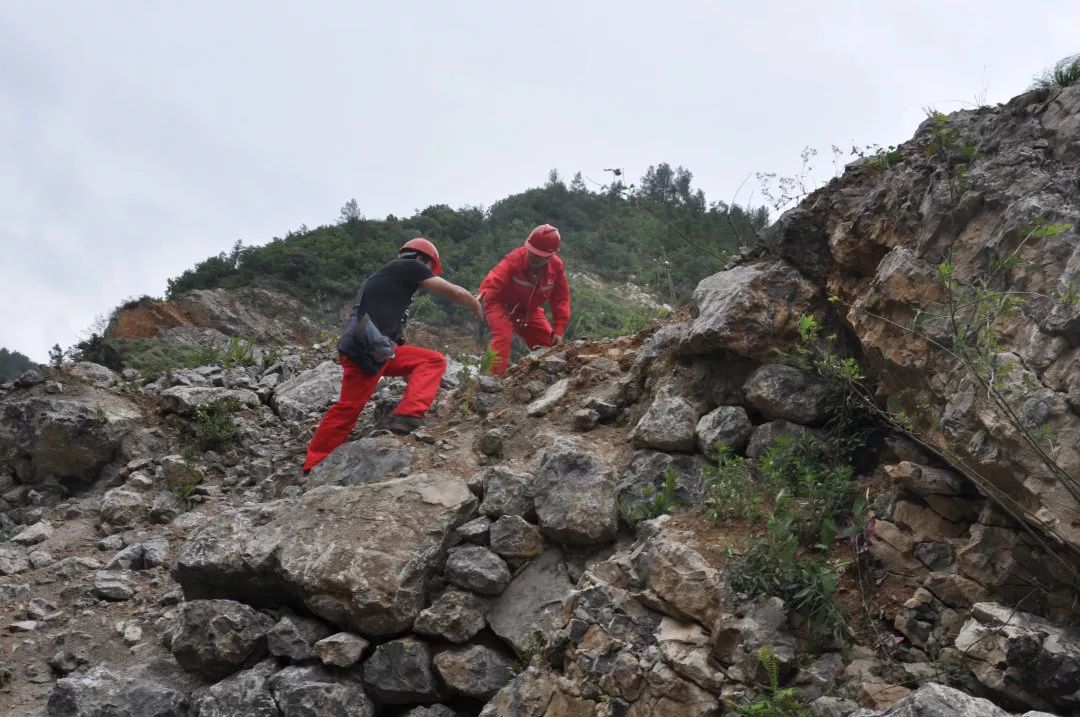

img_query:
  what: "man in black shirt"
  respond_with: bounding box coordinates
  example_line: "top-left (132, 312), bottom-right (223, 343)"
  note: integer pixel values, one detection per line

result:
top-left (302, 237), bottom-right (482, 472)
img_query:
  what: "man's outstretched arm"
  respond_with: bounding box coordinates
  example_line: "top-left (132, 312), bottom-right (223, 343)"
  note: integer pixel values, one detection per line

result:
top-left (421, 277), bottom-right (484, 320)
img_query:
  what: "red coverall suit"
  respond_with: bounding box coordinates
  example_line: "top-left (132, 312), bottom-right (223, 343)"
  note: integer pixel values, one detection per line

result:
top-left (478, 246), bottom-right (571, 375)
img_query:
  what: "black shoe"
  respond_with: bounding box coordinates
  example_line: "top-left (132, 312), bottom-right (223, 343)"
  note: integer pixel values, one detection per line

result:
top-left (388, 415), bottom-right (423, 435)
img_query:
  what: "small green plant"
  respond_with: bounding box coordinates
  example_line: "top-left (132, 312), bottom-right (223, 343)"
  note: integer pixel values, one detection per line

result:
top-left (480, 347), bottom-right (499, 375)
top-left (852, 143), bottom-right (903, 170)
top-left (510, 629), bottom-right (547, 675)
top-left (619, 468), bottom-right (682, 526)
top-left (260, 345), bottom-right (284, 371)
top-left (729, 645), bottom-right (811, 716)
top-left (173, 482), bottom-right (199, 512)
top-left (49, 343), bottom-right (64, 369)
top-left (702, 445), bottom-right (757, 522)
top-left (183, 398), bottom-right (240, 452)
top-left (1032, 52), bottom-right (1080, 89)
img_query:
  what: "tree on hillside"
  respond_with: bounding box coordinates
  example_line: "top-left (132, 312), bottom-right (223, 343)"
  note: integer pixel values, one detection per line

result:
top-left (0, 347), bottom-right (36, 380)
top-left (339, 198), bottom-right (362, 223)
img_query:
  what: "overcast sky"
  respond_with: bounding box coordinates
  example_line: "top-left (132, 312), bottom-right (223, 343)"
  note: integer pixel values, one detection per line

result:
top-left (2, 2), bottom-right (1078, 362)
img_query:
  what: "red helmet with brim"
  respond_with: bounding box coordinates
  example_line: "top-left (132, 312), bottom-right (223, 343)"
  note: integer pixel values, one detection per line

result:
top-left (399, 237), bottom-right (442, 275)
top-left (525, 224), bottom-right (560, 257)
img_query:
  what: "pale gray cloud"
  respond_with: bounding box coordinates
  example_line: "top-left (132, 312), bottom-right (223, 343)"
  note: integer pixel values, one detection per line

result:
top-left (2, 1), bottom-right (1078, 360)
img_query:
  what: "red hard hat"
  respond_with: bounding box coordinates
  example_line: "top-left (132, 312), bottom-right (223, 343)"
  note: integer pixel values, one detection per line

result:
top-left (399, 237), bottom-right (442, 275)
top-left (525, 224), bottom-right (560, 257)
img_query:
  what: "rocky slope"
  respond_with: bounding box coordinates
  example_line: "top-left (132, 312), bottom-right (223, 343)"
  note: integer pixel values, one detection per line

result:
top-left (1, 81), bottom-right (1080, 717)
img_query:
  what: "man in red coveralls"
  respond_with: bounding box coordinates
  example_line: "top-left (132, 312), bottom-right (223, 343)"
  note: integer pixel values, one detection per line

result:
top-left (478, 224), bottom-right (571, 375)
top-left (302, 238), bottom-right (483, 473)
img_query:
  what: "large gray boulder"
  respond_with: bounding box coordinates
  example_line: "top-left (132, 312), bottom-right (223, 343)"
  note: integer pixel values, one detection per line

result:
top-left (0, 391), bottom-right (141, 484)
top-left (433, 644), bottom-right (514, 700)
top-left (534, 437), bottom-right (618, 545)
top-left (488, 547), bottom-right (574, 656)
top-left (954, 601), bottom-right (1080, 712)
top-left (680, 259), bottom-right (821, 361)
top-left (269, 664), bottom-right (375, 717)
top-left (68, 362), bottom-right (120, 388)
top-left (630, 387), bottom-right (700, 452)
top-left (744, 364), bottom-right (832, 425)
top-left (46, 666), bottom-right (188, 717)
top-left (695, 405), bottom-right (753, 456)
top-left (848, 682), bottom-right (1011, 717)
top-left (188, 658), bottom-right (280, 717)
top-left (489, 515), bottom-right (544, 560)
top-left (170, 599), bottom-right (274, 679)
top-left (616, 450), bottom-right (706, 518)
top-left (160, 386), bottom-right (260, 413)
top-left (172, 474), bottom-right (477, 636)
top-left (271, 360), bottom-right (341, 422)
top-left (362, 637), bottom-right (444, 705)
top-left (305, 435), bottom-right (414, 488)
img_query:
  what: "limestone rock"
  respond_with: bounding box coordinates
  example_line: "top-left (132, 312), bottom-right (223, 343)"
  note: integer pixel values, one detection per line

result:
top-left (314, 632), bottom-right (369, 668)
top-left (745, 420), bottom-right (816, 460)
top-left (954, 601), bottom-right (1080, 712)
top-left (489, 515), bottom-right (544, 560)
top-left (267, 614), bottom-right (334, 661)
top-left (617, 450), bottom-right (706, 519)
top-left (488, 547), bottom-right (574, 656)
top-left (46, 666), bottom-right (188, 717)
top-left (631, 522), bottom-right (726, 628)
top-left (444, 545), bottom-right (511, 596)
top-left (745, 364), bottom-right (831, 425)
top-left (0, 390), bottom-right (141, 484)
top-left (93, 570), bottom-right (136, 601)
top-left (695, 405), bottom-right (753, 457)
top-left (11, 520), bottom-right (52, 545)
top-left (160, 386), bottom-right (260, 414)
top-left (172, 474), bottom-right (477, 636)
top-left (534, 437), bottom-right (618, 545)
top-left (630, 387), bottom-right (700, 452)
top-left (478, 466), bottom-right (534, 519)
top-left (69, 362), bottom-right (120, 388)
top-left (188, 658), bottom-right (280, 717)
top-left (847, 682), bottom-right (1011, 716)
top-left (434, 644), bottom-right (514, 700)
top-left (100, 489), bottom-right (150, 528)
top-left (170, 599), bottom-right (273, 679)
top-left (271, 360), bottom-right (342, 421)
top-left (269, 664), bottom-right (375, 716)
top-left (304, 436), bottom-right (414, 487)
top-left (362, 637), bottom-right (444, 704)
top-left (680, 259), bottom-right (821, 361)
top-left (414, 590), bottom-right (488, 644)
top-left (527, 378), bottom-right (571, 417)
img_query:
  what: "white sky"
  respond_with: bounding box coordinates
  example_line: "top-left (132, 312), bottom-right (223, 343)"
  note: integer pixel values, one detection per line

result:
top-left (2, 2), bottom-right (1078, 361)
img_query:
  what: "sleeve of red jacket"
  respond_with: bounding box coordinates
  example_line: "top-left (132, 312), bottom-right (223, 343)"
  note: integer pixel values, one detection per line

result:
top-left (478, 255), bottom-right (511, 303)
top-left (549, 266), bottom-right (571, 336)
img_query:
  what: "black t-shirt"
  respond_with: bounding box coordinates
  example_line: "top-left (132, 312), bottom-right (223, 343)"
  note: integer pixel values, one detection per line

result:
top-left (353, 258), bottom-right (435, 340)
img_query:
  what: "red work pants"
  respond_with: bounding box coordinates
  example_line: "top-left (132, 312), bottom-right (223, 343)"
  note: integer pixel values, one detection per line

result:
top-left (485, 303), bottom-right (553, 375)
top-left (302, 345), bottom-right (447, 471)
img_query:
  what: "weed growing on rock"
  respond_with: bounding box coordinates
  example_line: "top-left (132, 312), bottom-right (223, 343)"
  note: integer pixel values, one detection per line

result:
top-left (702, 445), bottom-right (758, 522)
top-left (619, 467), bottom-right (682, 526)
top-left (1032, 52), bottom-right (1080, 89)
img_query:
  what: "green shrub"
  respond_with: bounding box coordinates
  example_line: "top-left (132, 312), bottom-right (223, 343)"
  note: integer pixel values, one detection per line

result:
top-left (702, 445), bottom-right (758, 522)
top-left (757, 436), bottom-right (853, 547)
top-left (727, 494), bottom-right (847, 645)
top-left (182, 399), bottom-right (241, 452)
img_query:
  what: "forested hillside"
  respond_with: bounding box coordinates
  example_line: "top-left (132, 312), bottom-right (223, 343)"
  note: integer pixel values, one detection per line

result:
top-left (0, 348), bottom-right (35, 381)
top-left (167, 165), bottom-right (768, 337)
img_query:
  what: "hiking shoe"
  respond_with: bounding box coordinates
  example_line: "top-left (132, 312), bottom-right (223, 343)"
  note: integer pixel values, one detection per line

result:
top-left (388, 414), bottom-right (424, 435)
